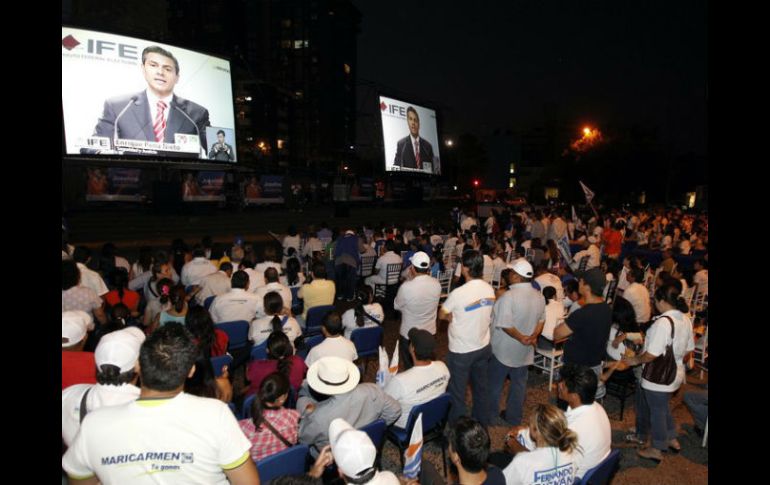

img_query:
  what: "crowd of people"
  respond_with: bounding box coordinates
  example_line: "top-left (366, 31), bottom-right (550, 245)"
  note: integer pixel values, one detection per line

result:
top-left (62, 203), bottom-right (708, 484)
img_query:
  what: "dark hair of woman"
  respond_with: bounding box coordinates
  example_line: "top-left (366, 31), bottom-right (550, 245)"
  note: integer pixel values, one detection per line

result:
top-left (654, 282), bottom-right (690, 313)
top-left (250, 372), bottom-right (290, 431)
top-left (267, 331), bottom-right (294, 378)
top-left (354, 285), bottom-right (375, 328)
top-left (185, 306), bottom-right (216, 359)
top-left (264, 292), bottom-right (285, 333)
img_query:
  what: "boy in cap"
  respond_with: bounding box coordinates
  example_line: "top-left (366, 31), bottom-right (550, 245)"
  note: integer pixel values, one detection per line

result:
top-left (328, 418), bottom-right (399, 485)
top-left (384, 328), bottom-right (450, 428)
top-left (62, 327), bottom-right (145, 446)
top-left (62, 311), bottom-right (96, 389)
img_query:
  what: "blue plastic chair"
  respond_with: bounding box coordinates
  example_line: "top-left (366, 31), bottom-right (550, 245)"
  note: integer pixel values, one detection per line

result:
top-left (386, 392), bottom-right (452, 476)
top-left (217, 320), bottom-right (250, 351)
top-left (297, 334), bottom-right (325, 360)
top-left (255, 444), bottom-right (310, 483)
top-left (359, 419), bottom-right (387, 466)
top-left (204, 295), bottom-right (216, 310)
top-left (350, 326), bottom-right (384, 359)
top-left (305, 304), bottom-right (335, 336)
top-left (574, 449), bottom-right (621, 485)
top-left (250, 341), bottom-right (268, 361)
top-left (210, 354), bottom-right (233, 378)
top-left (242, 393), bottom-right (257, 420)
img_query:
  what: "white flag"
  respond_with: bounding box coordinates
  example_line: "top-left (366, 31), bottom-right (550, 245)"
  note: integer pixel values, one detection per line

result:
top-left (579, 181), bottom-right (595, 204)
top-left (403, 413), bottom-right (423, 479)
top-left (389, 340), bottom-right (400, 378)
top-left (376, 346), bottom-right (389, 388)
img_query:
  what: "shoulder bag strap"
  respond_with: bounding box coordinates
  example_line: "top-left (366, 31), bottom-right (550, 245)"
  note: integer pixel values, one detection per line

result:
top-left (262, 415), bottom-right (293, 447)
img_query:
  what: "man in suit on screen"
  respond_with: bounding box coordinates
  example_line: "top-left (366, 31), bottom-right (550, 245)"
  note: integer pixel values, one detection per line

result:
top-left (87, 45), bottom-right (210, 158)
top-left (394, 106), bottom-right (435, 171)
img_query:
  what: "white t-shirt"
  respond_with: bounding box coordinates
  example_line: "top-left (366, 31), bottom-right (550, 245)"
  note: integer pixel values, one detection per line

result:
top-left (252, 262), bottom-right (283, 289)
top-left (535, 273), bottom-right (564, 302)
top-left (341, 303), bottom-right (384, 339)
top-left (503, 446), bottom-right (578, 485)
top-left (357, 470), bottom-right (400, 485)
top-left (542, 300), bottom-right (566, 341)
top-left (249, 314), bottom-right (303, 347)
top-left (209, 289), bottom-right (261, 324)
top-left (641, 310), bottom-right (695, 393)
top-left (394, 275), bottom-right (442, 338)
top-left (566, 403), bottom-right (611, 478)
top-left (77, 263), bottom-right (109, 296)
top-left (62, 392), bottom-right (252, 485)
top-left (181, 257), bottom-right (218, 287)
top-left (304, 336), bottom-right (358, 367)
top-left (255, 282), bottom-right (293, 317)
top-left (62, 383), bottom-right (141, 447)
top-left (442, 279), bottom-right (496, 354)
top-left (384, 362), bottom-right (450, 428)
top-left (623, 282), bottom-right (651, 323)
top-left (195, 271), bottom-right (232, 305)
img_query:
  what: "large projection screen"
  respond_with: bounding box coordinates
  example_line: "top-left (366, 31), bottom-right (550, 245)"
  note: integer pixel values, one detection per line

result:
top-left (62, 26), bottom-right (236, 162)
top-left (379, 95), bottom-right (441, 175)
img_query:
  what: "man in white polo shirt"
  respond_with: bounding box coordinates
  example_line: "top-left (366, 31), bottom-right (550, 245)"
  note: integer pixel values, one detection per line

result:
top-left (384, 329), bottom-right (450, 428)
top-left (439, 250), bottom-right (496, 425)
top-left (209, 270), bottom-right (262, 323)
top-left (394, 251), bottom-right (442, 369)
top-left (488, 259), bottom-right (545, 426)
top-left (180, 246), bottom-right (217, 288)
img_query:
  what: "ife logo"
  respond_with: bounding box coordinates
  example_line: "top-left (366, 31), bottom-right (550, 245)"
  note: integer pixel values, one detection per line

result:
top-left (62, 32), bottom-right (140, 60)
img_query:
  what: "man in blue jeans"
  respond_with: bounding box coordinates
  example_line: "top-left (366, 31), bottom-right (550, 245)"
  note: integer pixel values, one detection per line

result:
top-left (487, 259), bottom-right (545, 425)
top-left (439, 250), bottom-right (496, 425)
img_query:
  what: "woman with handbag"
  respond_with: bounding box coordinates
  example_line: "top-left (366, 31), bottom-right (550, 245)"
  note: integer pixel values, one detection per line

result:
top-left (622, 283), bottom-right (694, 462)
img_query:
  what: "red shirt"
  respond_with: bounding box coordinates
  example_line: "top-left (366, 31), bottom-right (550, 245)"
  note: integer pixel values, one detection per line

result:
top-left (603, 229), bottom-right (623, 257)
top-left (62, 351), bottom-right (96, 389)
top-left (104, 289), bottom-right (141, 311)
top-left (247, 356), bottom-right (307, 395)
top-left (212, 329), bottom-right (229, 357)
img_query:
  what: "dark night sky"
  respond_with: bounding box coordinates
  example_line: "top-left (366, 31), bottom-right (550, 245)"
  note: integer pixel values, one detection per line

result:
top-left (353, 0), bottom-right (707, 155)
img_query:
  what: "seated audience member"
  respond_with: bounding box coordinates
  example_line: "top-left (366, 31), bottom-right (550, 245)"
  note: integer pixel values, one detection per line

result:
top-left (384, 329), bottom-right (450, 428)
top-left (536, 286), bottom-right (566, 349)
top-left (193, 262), bottom-right (233, 306)
top-left (256, 268), bottom-right (293, 317)
top-left (209, 270), bottom-right (262, 323)
top-left (151, 284), bottom-right (189, 332)
top-left (443, 417), bottom-right (506, 485)
top-left (142, 277), bottom-right (174, 329)
top-left (249, 292), bottom-right (302, 347)
top-left (683, 386), bottom-right (708, 436)
top-left (62, 260), bottom-right (108, 325)
top-left (341, 286), bottom-right (384, 339)
top-left (297, 356), bottom-right (400, 456)
top-left (239, 372), bottom-right (300, 462)
top-left (280, 257), bottom-right (306, 289)
top-left (247, 331), bottom-right (308, 396)
top-left (501, 404), bottom-right (580, 485)
top-left (62, 327), bottom-right (145, 446)
top-left (104, 269), bottom-right (141, 318)
top-left (304, 311), bottom-right (358, 367)
top-left (297, 261), bottom-right (336, 325)
top-left (328, 418), bottom-right (400, 485)
top-left (186, 306), bottom-right (229, 357)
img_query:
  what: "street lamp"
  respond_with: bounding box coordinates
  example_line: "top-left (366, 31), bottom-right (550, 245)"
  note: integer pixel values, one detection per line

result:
top-left (446, 139), bottom-right (454, 147)
top-left (583, 127), bottom-right (592, 136)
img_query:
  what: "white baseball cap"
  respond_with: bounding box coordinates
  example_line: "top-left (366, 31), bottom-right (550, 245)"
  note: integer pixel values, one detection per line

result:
top-left (62, 311), bottom-right (93, 347)
top-left (95, 327), bottom-right (146, 373)
top-left (409, 251), bottom-right (431, 269)
top-left (329, 418), bottom-right (377, 478)
top-left (508, 258), bottom-right (534, 278)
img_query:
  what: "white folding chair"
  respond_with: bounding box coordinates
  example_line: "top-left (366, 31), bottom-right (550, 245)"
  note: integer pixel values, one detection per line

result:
top-left (693, 323), bottom-right (708, 379)
top-left (438, 269), bottom-right (453, 300)
top-left (702, 416), bottom-right (708, 447)
top-left (533, 346), bottom-right (564, 391)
